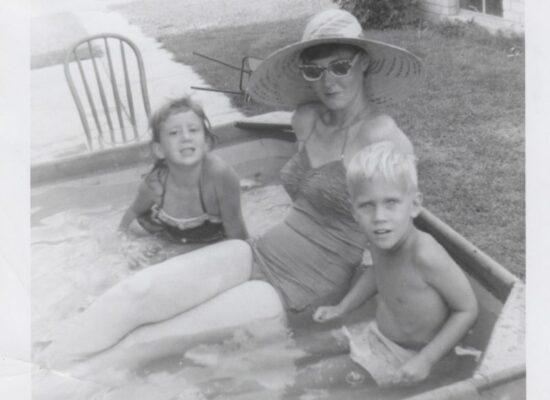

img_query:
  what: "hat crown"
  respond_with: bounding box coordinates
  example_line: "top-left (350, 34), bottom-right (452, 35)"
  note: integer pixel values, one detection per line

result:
top-left (301, 9), bottom-right (363, 41)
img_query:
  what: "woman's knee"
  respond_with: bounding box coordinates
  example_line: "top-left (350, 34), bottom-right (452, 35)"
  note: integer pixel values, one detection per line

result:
top-left (216, 239), bottom-right (254, 279)
top-left (220, 239), bottom-right (252, 258)
top-left (241, 280), bottom-right (285, 318)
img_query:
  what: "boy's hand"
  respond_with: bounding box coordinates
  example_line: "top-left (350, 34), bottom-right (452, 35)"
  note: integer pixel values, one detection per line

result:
top-left (394, 354), bottom-right (432, 385)
top-left (313, 305), bottom-right (344, 323)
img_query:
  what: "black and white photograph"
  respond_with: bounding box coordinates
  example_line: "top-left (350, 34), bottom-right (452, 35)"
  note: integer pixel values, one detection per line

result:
top-left (2, 0), bottom-right (548, 398)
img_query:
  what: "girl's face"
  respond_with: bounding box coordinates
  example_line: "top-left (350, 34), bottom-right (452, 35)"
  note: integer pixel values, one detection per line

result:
top-left (154, 110), bottom-right (208, 167)
top-left (307, 48), bottom-right (368, 111)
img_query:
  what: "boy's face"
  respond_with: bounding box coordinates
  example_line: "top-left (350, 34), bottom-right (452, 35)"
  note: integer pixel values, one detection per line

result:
top-left (351, 176), bottom-right (422, 252)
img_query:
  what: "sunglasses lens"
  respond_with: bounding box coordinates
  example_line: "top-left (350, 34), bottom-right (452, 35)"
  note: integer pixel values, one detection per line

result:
top-left (300, 66), bottom-right (323, 81)
top-left (330, 60), bottom-right (352, 76)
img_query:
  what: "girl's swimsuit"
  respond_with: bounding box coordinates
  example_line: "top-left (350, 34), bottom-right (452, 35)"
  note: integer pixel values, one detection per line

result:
top-left (250, 119), bottom-right (369, 311)
top-left (137, 168), bottom-right (226, 244)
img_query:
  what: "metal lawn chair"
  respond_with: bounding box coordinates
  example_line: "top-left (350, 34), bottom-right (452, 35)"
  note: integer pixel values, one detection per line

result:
top-left (190, 52), bottom-right (263, 102)
top-left (64, 33), bottom-right (151, 151)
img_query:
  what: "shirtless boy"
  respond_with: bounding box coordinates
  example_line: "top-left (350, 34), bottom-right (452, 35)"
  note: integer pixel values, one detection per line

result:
top-left (313, 141), bottom-right (479, 386)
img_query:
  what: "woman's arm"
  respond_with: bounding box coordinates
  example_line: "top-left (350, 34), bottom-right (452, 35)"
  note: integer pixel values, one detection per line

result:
top-left (118, 182), bottom-right (155, 232)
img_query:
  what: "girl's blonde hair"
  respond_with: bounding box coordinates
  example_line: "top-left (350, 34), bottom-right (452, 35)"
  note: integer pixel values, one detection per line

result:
top-left (346, 141), bottom-right (418, 197)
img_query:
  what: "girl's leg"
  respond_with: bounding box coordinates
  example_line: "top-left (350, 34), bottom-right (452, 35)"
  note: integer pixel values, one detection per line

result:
top-left (55, 239), bottom-right (254, 359)
top-left (66, 281), bottom-right (286, 383)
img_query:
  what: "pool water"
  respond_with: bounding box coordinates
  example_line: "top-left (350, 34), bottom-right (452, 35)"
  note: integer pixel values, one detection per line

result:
top-left (31, 170), bottom-right (484, 400)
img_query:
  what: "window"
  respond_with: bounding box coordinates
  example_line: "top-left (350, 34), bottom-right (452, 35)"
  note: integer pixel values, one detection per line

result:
top-left (460, 0), bottom-right (503, 17)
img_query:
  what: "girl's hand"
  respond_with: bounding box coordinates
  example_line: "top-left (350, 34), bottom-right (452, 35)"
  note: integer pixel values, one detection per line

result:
top-left (313, 305), bottom-right (344, 323)
top-left (393, 354), bottom-right (432, 385)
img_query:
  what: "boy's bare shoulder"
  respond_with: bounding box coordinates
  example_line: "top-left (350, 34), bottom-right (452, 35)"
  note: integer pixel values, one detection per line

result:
top-left (413, 231), bottom-right (459, 277)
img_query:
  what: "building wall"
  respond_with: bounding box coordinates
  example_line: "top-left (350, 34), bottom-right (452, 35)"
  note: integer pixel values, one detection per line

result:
top-left (418, 0), bottom-right (524, 32)
top-left (419, 0), bottom-right (459, 16)
top-left (502, 0), bottom-right (524, 24)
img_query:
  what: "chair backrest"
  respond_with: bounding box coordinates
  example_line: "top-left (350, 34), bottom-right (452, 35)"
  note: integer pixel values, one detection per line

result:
top-left (64, 33), bottom-right (151, 151)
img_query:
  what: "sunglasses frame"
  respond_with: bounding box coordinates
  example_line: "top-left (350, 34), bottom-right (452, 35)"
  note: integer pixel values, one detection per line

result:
top-left (299, 52), bottom-right (360, 82)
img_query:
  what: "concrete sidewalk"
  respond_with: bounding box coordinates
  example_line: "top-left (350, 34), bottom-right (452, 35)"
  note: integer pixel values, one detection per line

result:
top-left (31, 0), bottom-right (242, 163)
top-left (30, 0), bottom-right (333, 164)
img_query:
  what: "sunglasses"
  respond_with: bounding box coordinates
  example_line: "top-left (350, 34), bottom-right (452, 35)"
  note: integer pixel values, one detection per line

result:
top-left (299, 53), bottom-right (360, 82)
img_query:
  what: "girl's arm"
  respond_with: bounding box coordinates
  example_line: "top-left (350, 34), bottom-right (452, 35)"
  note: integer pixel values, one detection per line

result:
top-left (211, 159), bottom-right (248, 240)
top-left (119, 182), bottom-right (155, 232)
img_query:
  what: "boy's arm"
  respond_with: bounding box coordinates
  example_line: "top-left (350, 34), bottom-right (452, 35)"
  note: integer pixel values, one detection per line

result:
top-left (119, 182), bottom-right (155, 232)
top-left (314, 265), bottom-right (377, 322)
top-left (399, 245), bottom-right (479, 383)
top-left (338, 265), bottom-right (378, 312)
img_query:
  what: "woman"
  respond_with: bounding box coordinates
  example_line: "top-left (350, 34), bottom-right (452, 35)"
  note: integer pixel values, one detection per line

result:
top-left (54, 9), bottom-right (425, 364)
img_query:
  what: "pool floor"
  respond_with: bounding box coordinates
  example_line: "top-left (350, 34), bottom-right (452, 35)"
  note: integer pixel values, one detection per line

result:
top-left (31, 170), bottom-right (482, 400)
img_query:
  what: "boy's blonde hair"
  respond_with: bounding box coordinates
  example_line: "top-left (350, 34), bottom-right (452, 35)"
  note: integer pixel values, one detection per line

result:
top-left (346, 141), bottom-right (418, 197)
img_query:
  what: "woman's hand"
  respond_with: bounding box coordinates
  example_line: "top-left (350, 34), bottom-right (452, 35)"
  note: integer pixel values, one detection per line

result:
top-left (393, 354), bottom-right (432, 385)
top-left (313, 305), bottom-right (345, 323)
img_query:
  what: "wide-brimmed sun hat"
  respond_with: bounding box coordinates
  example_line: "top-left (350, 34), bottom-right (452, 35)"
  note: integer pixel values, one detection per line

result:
top-left (247, 9), bottom-right (426, 108)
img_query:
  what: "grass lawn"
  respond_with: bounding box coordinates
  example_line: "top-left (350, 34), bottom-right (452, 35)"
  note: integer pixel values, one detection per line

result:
top-left (154, 18), bottom-right (525, 279)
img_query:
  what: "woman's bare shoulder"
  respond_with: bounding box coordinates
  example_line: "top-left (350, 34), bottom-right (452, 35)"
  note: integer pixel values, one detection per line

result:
top-left (292, 102), bottom-right (322, 141)
top-left (357, 113), bottom-right (413, 154)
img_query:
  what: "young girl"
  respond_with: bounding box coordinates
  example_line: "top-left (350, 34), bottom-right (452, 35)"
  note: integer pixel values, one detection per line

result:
top-left (119, 96), bottom-right (248, 244)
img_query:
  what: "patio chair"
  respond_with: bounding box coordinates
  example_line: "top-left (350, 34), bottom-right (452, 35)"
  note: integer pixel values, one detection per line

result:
top-left (190, 52), bottom-right (263, 102)
top-left (64, 33), bottom-right (151, 151)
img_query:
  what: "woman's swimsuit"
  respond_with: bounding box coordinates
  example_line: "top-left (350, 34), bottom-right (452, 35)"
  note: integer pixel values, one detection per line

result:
top-left (250, 121), bottom-right (368, 311)
top-left (137, 168), bottom-right (226, 244)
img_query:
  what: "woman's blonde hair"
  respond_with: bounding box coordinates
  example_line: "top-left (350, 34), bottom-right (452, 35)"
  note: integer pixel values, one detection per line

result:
top-left (346, 141), bottom-right (418, 197)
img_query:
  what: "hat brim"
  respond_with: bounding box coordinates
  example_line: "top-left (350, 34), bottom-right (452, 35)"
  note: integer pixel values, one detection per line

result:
top-left (247, 37), bottom-right (426, 108)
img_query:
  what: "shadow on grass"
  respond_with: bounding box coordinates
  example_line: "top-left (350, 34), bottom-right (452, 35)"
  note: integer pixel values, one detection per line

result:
top-left (155, 17), bottom-right (524, 278)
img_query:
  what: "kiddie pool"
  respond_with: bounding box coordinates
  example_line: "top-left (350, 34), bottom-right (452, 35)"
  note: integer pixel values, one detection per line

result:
top-left (31, 112), bottom-right (525, 400)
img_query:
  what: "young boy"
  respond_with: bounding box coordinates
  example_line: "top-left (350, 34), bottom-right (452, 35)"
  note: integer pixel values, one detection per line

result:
top-left (313, 141), bottom-right (479, 387)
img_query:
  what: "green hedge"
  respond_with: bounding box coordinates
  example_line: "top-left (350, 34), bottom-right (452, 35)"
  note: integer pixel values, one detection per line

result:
top-left (334, 0), bottom-right (421, 29)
